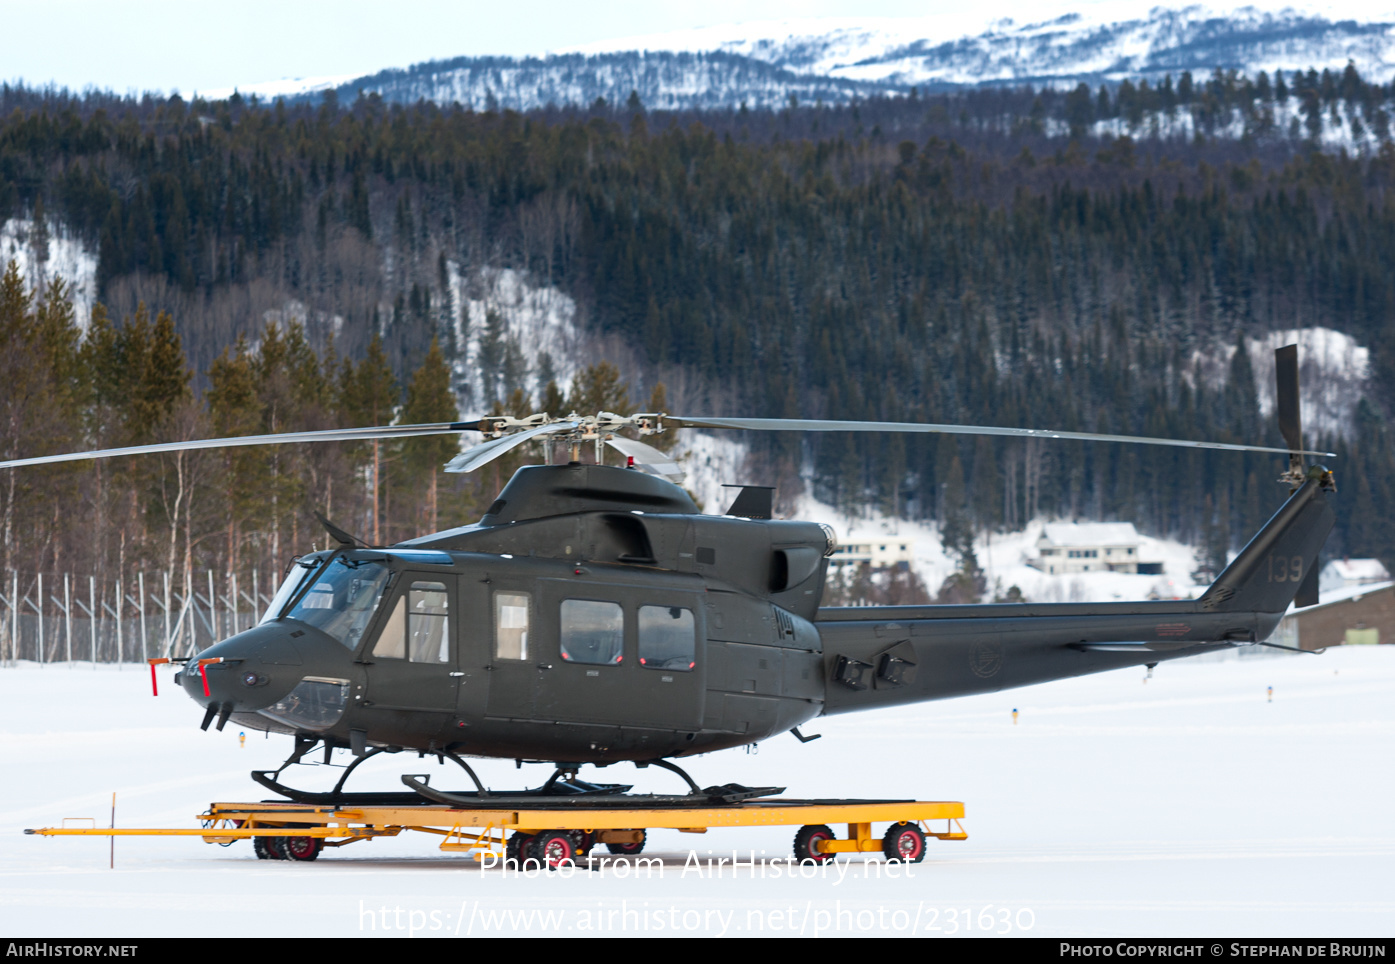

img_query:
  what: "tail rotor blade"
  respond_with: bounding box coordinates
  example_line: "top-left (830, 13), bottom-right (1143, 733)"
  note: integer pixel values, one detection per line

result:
top-left (1274, 344), bottom-right (1303, 464)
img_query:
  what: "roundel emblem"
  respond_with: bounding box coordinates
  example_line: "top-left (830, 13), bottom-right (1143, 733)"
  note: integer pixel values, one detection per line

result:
top-left (969, 639), bottom-right (1004, 679)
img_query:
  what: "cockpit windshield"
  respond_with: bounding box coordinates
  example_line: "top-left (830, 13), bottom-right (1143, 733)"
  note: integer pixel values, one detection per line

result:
top-left (283, 558), bottom-right (394, 650)
top-left (260, 556), bottom-right (323, 625)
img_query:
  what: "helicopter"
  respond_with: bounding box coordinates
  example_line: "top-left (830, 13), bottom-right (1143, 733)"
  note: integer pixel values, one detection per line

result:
top-left (1, 346), bottom-right (1337, 814)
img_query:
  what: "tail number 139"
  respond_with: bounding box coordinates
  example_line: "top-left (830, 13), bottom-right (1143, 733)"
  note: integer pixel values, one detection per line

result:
top-left (1267, 555), bottom-right (1303, 582)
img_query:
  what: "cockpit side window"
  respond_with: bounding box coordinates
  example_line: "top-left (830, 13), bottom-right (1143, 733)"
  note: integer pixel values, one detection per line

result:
top-left (373, 596), bottom-right (407, 659)
top-left (373, 580), bottom-right (451, 663)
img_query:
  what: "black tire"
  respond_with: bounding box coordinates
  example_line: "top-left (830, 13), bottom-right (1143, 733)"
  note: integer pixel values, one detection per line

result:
top-left (605, 829), bottom-right (646, 855)
top-left (881, 822), bottom-right (927, 863)
top-left (282, 835), bottom-right (323, 861)
top-left (528, 830), bottom-right (577, 870)
top-left (570, 830), bottom-right (595, 857)
top-left (253, 836), bottom-right (276, 860)
top-left (505, 832), bottom-right (534, 866)
top-left (793, 824), bottom-right (836, 863)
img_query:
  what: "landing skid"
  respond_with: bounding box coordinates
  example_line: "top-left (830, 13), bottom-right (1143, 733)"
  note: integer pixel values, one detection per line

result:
top-left (403, 757), bottom-right (783, 807)
top-left (250, 743), bottom-right (782, 808)
top-left (251, 742), bottom-right (504, 806)
top-left (402, 772), bottom-right (639, 808)
top-left (636, 756), bottom-right (786, 804)
top-left (401, 775), bottom-right (785, 808)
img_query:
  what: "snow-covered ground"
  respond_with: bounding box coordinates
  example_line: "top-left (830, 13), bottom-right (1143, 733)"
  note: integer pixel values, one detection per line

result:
top-left (0, 218), bottom-right (99, 331)
top-left (2, 646), bottom-right (1390, 937)
top-left (450, 266), bottom-right (585, 415)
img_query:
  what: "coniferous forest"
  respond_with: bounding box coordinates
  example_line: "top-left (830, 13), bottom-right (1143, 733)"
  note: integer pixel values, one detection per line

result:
top-left (2, 69), bottom-right (1394, 605)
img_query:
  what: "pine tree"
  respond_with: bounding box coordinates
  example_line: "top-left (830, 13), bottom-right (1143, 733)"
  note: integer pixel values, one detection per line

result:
top-left (644, 382), bottom-right (679, 453)
top-left (567, 361), bottom-right (629, 417)
top-left (206, 338), bottom-right (262, 574)
top-left (937, 456), bottom-right (986, 603)
top-left (477, 309), bottom-right (505, 405)
top-left (0, 259), bottom-right (38, 573)
top-left (401, 337), bottom-right (459, 532)
top-left (30, 197), bottom-right (50, 270)
top-left (339, 333), bottom-right (399, 543)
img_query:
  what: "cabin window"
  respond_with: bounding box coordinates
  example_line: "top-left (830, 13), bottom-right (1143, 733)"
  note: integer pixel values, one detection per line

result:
top-left (372, 581), bottom-right (450, 662)
top-left (494, 591), bottom-right (531, 660)
top-left (638, 605), bottom-right (695, 671)
top-left (559, 599), bottom-right (623, 665)
top-left (408, 582), bottom-right (450, 662)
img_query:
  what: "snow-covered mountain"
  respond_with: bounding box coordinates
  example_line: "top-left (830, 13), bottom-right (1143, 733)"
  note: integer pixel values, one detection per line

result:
top-left (574, 4), bottom-right (1395, 88)
top-left (254, 4), bottom-right (1395, 112)
top-left (297, 51), bottom-right (886, 112)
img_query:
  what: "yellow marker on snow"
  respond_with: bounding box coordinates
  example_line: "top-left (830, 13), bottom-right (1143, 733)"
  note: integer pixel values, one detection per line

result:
top-left (1012, 708), bottom-right (1018, 725)
top-left (239, 731), bottom-right (246, 748)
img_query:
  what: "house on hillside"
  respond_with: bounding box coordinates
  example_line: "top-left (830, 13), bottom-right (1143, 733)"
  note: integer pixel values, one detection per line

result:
top-left (827, 539), bottom-right (915, 570)
top-left (1029, 522), bottom-right (1164, 575)
top-left (1319, 558), bottom-right (1391, 594)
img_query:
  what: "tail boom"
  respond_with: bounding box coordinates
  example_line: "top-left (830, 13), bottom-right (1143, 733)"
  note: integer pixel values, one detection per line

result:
top-left (815, 479), bottom-right (1335, 714)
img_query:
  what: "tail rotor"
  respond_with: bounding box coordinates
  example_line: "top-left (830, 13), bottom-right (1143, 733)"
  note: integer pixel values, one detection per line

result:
top-left (1275, 344), bottom-right (1306, 486)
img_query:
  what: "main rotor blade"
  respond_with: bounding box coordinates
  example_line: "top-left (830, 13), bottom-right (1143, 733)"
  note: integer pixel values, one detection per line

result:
top-left (0, 421), bottom-right (481, 471)
top-left (670, 416), bottom-right (1336, 458)
top-left (603, 436), bottom-right (686, 483)
top-left (444, 421), bottom-right (580, 474)
top-left (1274, 344), bottom-right (1303, 458)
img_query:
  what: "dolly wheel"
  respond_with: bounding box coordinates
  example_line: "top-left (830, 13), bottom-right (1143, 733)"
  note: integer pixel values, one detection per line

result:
top-left (570, 830), bottom-right (596, 857)
top-left (605, 829), bottom-right (646, 856)
top-left (255, 835), bottom-right (288, 860)
top-left (505, 832), bottom-right (534, 866)
top-left (283, 835), bottom-right (323, 861)
top-left (529, 830), bottom-right (576, 869)
top-left (793, 824), bottom-right (836, 864)
top-left (881, 822), bottom-right (926, 863)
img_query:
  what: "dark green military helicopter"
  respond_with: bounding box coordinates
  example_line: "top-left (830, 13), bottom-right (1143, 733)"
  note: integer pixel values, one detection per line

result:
top-left (2, 347), bottom-right (1336, 812)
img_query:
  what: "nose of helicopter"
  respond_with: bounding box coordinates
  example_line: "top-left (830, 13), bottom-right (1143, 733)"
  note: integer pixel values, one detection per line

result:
top-left (177, 623), bottom-right (312, 727)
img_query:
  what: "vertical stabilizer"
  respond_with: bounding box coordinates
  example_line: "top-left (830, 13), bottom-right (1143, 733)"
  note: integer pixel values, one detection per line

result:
top-left (1197, 477), bottom-right (1334, 614)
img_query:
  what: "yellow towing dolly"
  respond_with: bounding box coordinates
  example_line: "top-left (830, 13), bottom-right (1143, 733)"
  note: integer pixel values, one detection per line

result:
top-left (28, 797), bottom-right (966, 867)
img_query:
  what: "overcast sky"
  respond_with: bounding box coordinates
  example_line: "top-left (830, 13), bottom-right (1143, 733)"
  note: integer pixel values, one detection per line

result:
top-left (2, 0), bottom-right (1387, 96)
